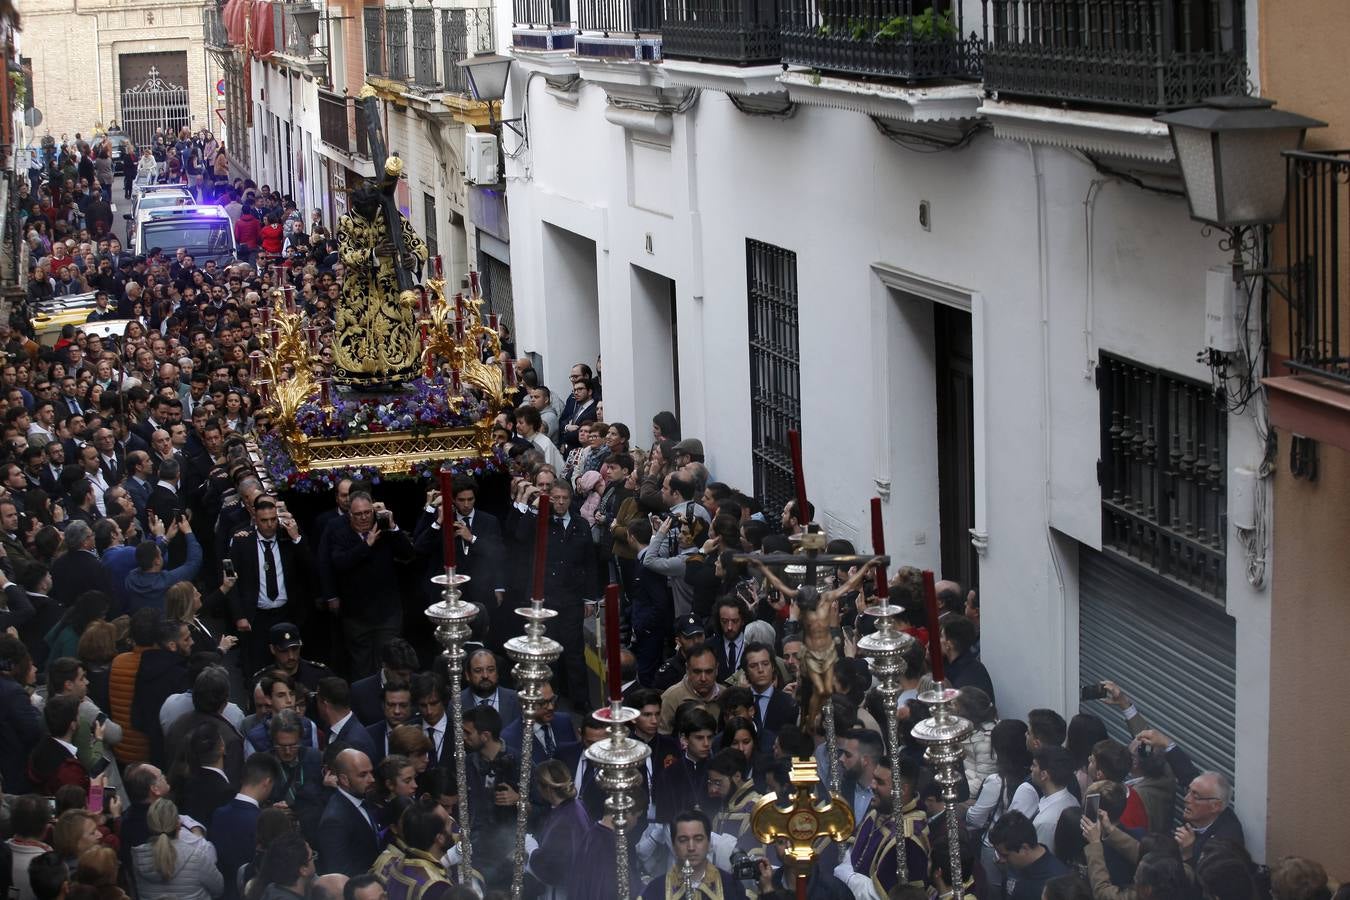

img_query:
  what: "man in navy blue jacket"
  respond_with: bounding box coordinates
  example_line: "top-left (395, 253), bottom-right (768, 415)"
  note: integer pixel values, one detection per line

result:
top-left (0, 635), bottom-right (42, 794)
top-left (210, 752), bottom-right (283, 900)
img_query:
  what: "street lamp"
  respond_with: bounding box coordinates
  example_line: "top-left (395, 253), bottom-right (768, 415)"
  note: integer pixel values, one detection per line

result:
top-left (1157, 95), bottom-right (1325, 230)
top-left (456, 53), bottom-right (514, 105)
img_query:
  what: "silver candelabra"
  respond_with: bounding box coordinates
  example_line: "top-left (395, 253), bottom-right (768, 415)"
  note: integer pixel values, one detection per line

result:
top-left (911, 684), bottom-right (973, 895)
top-left (425, 569), bottom-right (476, 885)
top-left (504, 593), bottom-right (562, 897)
top-left (855, 601), bottom-right (917, 887)
top-left (584, 701), bottom-right (650, 899)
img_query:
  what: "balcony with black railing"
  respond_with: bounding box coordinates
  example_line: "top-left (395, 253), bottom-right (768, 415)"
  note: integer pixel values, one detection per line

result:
top-left (982, 0), bottom-right (1249, 111)
top-left (318, 89), bottom-right (370, 157)
top-left (412, 8), bottom-right (438, 87)
top-left (513, 0), bottom-right (578, 51)
top-left (364, 7), bottom-right (386, 76)
top-left (1285, 150), bottom-right (1350, 385)
top-left (780, 0), bottom-right (980, 82)
top-left (575, 0), bottom-right (661, 57)
top-left (386, 8), bottom-right (409, 80)
top-left (203, 4), bottom-right (230, 48)
top-left (662, 0), bottom-right (778, 65)
top-left (444, 8), bottom-right (497, 93)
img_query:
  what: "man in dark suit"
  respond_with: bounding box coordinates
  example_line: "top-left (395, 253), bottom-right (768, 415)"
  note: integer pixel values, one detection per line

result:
top-left (710, 596), bottom-right (752, 683)
top-left (513, 482), bottom-right (597, 711)
top-left (123, 450), bottom-right (154, 525)
top-left (324, 492), bottom-right (415, 679)
top-left (209, 751), bottom-right (283, 900)
top-left (741, 642), bottom-right (798, 734)
top-left (180, 750), bottom-right (235, 827)
top-left (48, 520), bottom-right (114, 608)
top-left (311, 477), bottom-right (353, 546)
top-left (316, 747), bottom-right (381, 876)
top-left (1178, 770), bottom-right (1246, 861)
top-left (267, 710), bottom-right (326, 838)
top-left (413, 475), bottom-right (506, 635)
top-left (228, 498), bottom-right (313, 676)
top-left (459, 647), bottom-right (522, 732)
top-left (363, 678), bottom-right (416, 765)
top-left (164, 666), bottom-right (246, 784)
top-left (149, 456), bottom-right (190, 568)
top-left (557, 377), bottom-right (599, 452)
top-left (91, 427), bottom-right (125, 486)
top-left (314, 676), bottom-right (377, 759)
top-left (500, 681), bottom-right (579, 768)
top-left (348, 639), bottom-right (418, 727)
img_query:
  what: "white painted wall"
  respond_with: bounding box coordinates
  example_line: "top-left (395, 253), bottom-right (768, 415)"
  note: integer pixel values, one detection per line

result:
top-left (502, 70), bottom-right (1274, 853)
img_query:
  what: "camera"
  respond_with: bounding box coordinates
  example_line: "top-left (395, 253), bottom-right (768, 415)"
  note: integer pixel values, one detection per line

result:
top-left (376, 510), bottom-right (393, 526)
top-left (1080, 682), bottom-right (1109, 701)
top-left (730, 851), bottom-right (759, 881)
top-left (1136, 742), bottom-right (1153, 759)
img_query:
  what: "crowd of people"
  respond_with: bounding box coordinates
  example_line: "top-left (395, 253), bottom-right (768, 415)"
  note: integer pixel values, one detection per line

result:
top-left (0, 161), bottom-right (1341, 899)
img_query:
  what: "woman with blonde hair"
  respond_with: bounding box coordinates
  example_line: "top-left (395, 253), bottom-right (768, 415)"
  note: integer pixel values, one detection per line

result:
top-left (164, 581), bottom-right (237, 655)
top-left (130, 798), bottom-right (224, 899)
top-left (526, 759), bottom-right (589, 896)
top-left (52, 809), bottom-right (103, 871)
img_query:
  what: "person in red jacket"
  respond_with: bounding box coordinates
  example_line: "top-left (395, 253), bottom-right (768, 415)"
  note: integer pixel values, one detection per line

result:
top-left (28, 694), bottom-right (96, 795)
top-left (259, 212), bottom-right (285, 260)
top-left (233, 206), bottom-right (262, 261)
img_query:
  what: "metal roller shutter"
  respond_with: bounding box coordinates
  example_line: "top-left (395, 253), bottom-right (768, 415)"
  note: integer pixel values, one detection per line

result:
top-left (1078, 547), bottom-right (1237, 789)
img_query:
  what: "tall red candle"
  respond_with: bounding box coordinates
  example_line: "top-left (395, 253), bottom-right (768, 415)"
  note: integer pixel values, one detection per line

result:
top-left (439, 469), bottom-right (456, 569)
top-left (450, 367), bottom-right (461, 395)
top-left (433, 255), bottom-right (444, 278)
top-left (922, 570), bottom-right (945, 682)
top-left (603, 582), bottom-right (622, 702)
top-left (870, 497), bottom-right (888, 599)
top-left (530, 493), bottom-right (550, 601)
top-left (787, 429), bottom-right (809, 529)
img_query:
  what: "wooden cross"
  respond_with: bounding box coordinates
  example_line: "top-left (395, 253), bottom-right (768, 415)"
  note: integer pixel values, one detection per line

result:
top-left (751, 758), bottom-right (855, 900)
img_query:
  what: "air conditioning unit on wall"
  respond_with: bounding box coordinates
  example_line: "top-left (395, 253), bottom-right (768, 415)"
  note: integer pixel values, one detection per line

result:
top-left (464, 132), bottom-right (498, 186)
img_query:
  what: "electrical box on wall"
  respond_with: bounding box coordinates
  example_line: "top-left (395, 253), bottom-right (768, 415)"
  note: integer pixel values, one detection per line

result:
top-left (464, 132), bottom-right (499, 186)
top-left (1204, 266), bottom-right (1240, 353)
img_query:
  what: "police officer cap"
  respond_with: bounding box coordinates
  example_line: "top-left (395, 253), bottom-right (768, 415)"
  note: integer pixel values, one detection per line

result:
top-left (677, 614), bottom-right (704, 638)
top-left (269, 622), bottom-right (303, 649)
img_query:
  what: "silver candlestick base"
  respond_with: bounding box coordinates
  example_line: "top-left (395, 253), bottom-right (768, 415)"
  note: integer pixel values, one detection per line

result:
top-left (911, 683), bottom-right (973, 894)
top-left (678, 854), bottom-right (697, 899)
top-left (504, 597), bottom-right (562, 898)
top-left (855, 601), bottom-right (916, 887)
top-left (425, 570), bottom-right (475, 885)
top-left (585, 701), bottom-right (650, 900)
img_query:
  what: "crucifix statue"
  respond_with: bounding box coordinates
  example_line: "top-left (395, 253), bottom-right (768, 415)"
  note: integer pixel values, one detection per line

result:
top-left (333, 84), bottom-right (427, 388)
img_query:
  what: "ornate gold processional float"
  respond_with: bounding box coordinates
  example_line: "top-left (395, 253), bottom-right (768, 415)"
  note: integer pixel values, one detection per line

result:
top-left (247, 82), bottom-right (975, 899)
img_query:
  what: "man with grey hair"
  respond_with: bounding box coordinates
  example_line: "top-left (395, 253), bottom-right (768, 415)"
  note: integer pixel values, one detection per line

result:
top-left (1175, 770), bottom-right (1244, 861)
top-left (49, 519), bottom-right (114, 608)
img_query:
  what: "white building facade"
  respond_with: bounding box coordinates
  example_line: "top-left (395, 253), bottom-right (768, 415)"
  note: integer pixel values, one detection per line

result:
top-left (502, 0), bottom-right (1275, 856)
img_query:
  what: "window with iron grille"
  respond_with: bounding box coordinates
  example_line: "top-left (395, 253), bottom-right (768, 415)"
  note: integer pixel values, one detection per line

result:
top-left (412, 9), bottom-right (437, 85)
top-left (424, 193), bottom-right (439, 260)
top-left (363, 7), bottom-right (385, 76)
top-left (442, 9), bottom-right (468, 93)
top-left (1098, 354), bottom-right (1227, 602)
top-left (386, 8), bottom-right (409, 80)
top-left (747, 239), bottom-right (801, 521)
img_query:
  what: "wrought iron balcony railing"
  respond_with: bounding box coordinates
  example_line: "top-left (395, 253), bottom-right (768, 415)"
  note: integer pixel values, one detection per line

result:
top-left (412, 8), bottom-right (438, 86)
top-left (578, 0), bottom-right (661, 34)
top-left (444, 7), bottom-right (497, 93)
top-left (318, 89), bottom-right (370, 157)
top-left (780, 0), bottom-right (981, 82)
top-left (386, 8), bottom-right (409, 79)
top-left (364, 7), bottom-right (386, 76)
top-left (662, 0), bottom-right (779, 64)
top-left (1286, 150), bottom-right (1350, 385)
top-left (982, 0), bottom-right (1248, 111)
top-left (203, 5), bottom-right (230, 47)
top-left (515, 0), bottom-right (573, 28)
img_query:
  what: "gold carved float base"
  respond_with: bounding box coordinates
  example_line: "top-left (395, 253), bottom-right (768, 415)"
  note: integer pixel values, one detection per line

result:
top-left (284, 425), bottom-right (492, 474)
